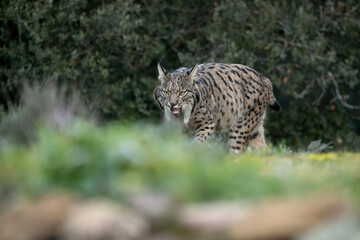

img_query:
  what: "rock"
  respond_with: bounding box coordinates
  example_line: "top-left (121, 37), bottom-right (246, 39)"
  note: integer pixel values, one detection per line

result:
top-left (177, 196), bottom-right (350, 240)
top-left (0, 193), bottom-right (352, 240)
top-left (127, 191), bottom-right (176, 220)
top-left (228, 196), bottom-right (349, 240)
top-left (144, 233), bottom-right (181, 240)
top-left (297, 214), bottom-right (360, 240)
top-left (178, 202), bottom-right (250, 237)
top-left (0, 193), bottom-right (77, 240)
top-left (60, 199), bottom-right (149, 240)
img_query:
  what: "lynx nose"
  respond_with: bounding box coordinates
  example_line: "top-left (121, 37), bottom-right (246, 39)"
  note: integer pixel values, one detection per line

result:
top-left (169, 101), bottom-right (177, 107)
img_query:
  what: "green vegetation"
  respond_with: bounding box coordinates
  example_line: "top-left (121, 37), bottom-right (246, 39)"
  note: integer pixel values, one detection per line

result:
top-left (1, 0), bottom-right (359, 149)
top-left (1, 120), bottom-right (360, 210)
top-left (0, 1), bottom-right (360, 225)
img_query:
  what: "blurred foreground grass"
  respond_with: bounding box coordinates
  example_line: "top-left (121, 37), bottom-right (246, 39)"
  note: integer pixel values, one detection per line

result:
top-left (1, 121), bottom-right (359, 210)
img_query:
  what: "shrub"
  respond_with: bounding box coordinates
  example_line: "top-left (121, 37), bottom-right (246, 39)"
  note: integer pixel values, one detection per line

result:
top-left (1, 0), bottom-right (359, 149)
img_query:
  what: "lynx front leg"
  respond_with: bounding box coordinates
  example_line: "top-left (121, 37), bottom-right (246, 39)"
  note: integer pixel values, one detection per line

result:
top-left (194, 122), bottom-right (216, 142)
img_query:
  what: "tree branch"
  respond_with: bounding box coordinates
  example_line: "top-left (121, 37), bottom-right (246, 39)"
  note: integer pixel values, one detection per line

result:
top-left (328, 72), bottom-right (360, 110)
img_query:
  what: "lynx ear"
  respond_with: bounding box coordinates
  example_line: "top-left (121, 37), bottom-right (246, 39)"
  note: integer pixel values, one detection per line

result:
top-left (187, 56), bottom-right (198, 85)
top-left (157, 56), bottom-right (169, 83)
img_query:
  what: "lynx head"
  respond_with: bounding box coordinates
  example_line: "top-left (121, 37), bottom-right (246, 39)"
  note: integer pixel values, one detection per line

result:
top-left (154, 57), bottom-right (198, 125)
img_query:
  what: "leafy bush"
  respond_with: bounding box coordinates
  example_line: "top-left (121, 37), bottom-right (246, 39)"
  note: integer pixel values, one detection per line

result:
top-left (1, 120), bottom-right (360, 208)
top-left (1, 0), bottom-right (359, 149)
top-left (0, 82), bottom-right (93, 144)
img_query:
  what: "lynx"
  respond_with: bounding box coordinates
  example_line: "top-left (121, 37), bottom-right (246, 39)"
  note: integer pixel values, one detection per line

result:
top-left (153, 57), bottom-right (281, 153)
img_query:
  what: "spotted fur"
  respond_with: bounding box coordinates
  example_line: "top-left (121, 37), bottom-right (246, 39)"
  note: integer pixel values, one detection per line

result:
top-left (154, 61), bottom-right (281, 153)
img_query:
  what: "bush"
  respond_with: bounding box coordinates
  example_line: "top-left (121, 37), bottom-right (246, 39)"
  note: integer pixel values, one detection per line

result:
top-left (1, 119), bottom-right (360, 206)
top-left (1, 0), bottom-right (359, 149)
top-left (0, 82), bottom-right (94, 144)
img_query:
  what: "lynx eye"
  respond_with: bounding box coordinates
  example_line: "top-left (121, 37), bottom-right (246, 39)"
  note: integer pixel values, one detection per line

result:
top-left (179, 90), bottom-right (187, 96)
top-left (160, 90), bottom-right (170, 96)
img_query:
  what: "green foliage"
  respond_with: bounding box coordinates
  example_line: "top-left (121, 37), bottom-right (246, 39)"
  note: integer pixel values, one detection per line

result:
top-left (1, 121), bottom-right (360, 208)
top-left (1, 0), bottom-right (359, 149)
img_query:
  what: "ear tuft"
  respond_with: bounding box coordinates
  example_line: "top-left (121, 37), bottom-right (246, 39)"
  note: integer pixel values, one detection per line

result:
top-left (187, 63), bottom-right (198, 85)
top-left (157, 57), bottom-right (169, 83)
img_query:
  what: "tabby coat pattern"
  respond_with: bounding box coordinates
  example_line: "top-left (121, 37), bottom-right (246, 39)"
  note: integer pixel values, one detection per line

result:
top-left (154, 61), bottom-right (281, 153)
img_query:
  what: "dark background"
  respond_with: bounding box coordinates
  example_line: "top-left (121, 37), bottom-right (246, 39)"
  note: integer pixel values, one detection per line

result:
top-left (1, 0), bottom-right (359, 149)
